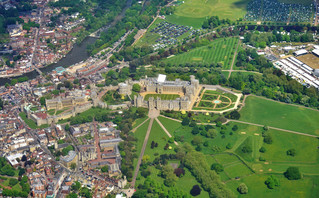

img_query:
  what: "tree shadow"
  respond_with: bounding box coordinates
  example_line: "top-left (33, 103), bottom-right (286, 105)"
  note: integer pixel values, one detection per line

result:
top-left (231, 0), bottom-right (252, 9)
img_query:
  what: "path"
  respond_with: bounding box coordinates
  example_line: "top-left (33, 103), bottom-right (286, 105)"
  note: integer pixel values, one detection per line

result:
top-left (228, 119), bottom-right (319, 138)
top-left (132, 118), bottom-right (150, 132)
top-left (222, 70), bottom-right (261, 75)
top-left (131, 118), bottom-right (154, 187)
top-left (155, 118), bottom-right (178, 145)
top-left (159, 115), bottom-right (182, 123)
top-left (227, 39), bottom-right (241, 79)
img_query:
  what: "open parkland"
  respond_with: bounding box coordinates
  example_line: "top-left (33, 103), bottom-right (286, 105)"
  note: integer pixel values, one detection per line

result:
top-left (131, 92), bottom-right (319, 197)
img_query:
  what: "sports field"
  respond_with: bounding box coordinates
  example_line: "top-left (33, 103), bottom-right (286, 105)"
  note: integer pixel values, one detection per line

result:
top-left (164, 37), bottom-right (239, 69)
top-left (170, 0), bottom-right (250, 27)
top-left (144, 94), bottom-right (180, 101)
top-left (240, 96), bottom-right (319, 136)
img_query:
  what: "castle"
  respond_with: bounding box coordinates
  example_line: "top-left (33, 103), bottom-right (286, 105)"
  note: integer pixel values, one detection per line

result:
top-left (131, 75), bottom-right (200, 111)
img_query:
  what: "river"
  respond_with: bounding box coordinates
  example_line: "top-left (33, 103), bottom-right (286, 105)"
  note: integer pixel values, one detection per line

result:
top-left (0, 0), bottom-right (133, 86)
top-left (0, 36), bottom-right (97, 86)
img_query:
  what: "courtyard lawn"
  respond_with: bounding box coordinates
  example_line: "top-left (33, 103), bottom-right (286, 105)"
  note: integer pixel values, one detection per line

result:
top-left (163, 37), bottom-right (239, 69)
top-left (170, 0), bottom-right (251, 27)
top-left (226, 174), bottom-right (319, 198)
top-left (19, 112), bottom-right (49, 129)
top-left (144, 94), bottom-right (180, 101)
top-left (144, 120), bottom-right (176, 161)
top-left (240, 96), bottom-right (319, 136)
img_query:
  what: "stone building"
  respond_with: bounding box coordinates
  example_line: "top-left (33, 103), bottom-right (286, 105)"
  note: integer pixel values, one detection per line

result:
top-left (45, 96), bottom-right (87, 110)
top-left (118, 83), bottom-right (132, 95)
top-left (133, 75), bottom-right (200, 111)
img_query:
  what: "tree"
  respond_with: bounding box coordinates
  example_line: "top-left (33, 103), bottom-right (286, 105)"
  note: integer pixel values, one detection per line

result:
top-left (242, 145), bottom-right (252, 153)
top-left (181, 117), bottom-right (190, 126)
top-left (70, 163), bottom-right (76, 170)
top-left (190, 185), bottom-right (201, 196)
top-left (192, 136), bottom-right (202, 146)
top-left (9, 178), bottom-right (18, 186)
top-left (101, 165), bottom-right (108, 173)
top-left (71, 181), bottom-right (81, 191)
top-left (207, 129), bottom-right (217, 138)
top-left (174, 168), bottom-right (185, 177)
top-left (284, 167), bottom-right (301, 180)
top-left (263, 133), bottom-right (273, 144)
top-left (67, 193), bottom-right (78, 198)
top-left (232, 125), bottom-right (238, 131)
top-left (132, 84), bottom-right (141, 92)
top-left (237, 183), bottom-right (248, 194)
top-left (287, 149), bottom-right (296, 156)
top-left (65, 124), bottom-right (70, 131)
top-left (265, 175), bottom-right (280, 189)
top-left (40, 97), bottom-right (46, 106)
top-left (211, 163), bottom-right (224, 174)
top-left (259, 146), bottom-right (266, 153)
top-left (141, 168), bottom-right (151, 178)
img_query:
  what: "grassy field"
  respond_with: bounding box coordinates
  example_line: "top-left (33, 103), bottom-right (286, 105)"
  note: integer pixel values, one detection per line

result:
top-left (134, 18), bottom-right (164, 47)
top-left (227, 174), bottom-right (319, 198)
top-left (240, 96), bottom-right (319, 136)
top-left (132, 117), bottom-right (148, 128)
top-left (133, 119), bottom-right (150, 170)
top-left (157, 116), bottom-right (182, 134)
top-left (170, 0), bottom-right (250, 27)
top-left (144, 120), bottom-right (176, 161)
top-left (144, 94), bottom-right (180, 101)
top-left (163, 37), bottom-right (239, 69)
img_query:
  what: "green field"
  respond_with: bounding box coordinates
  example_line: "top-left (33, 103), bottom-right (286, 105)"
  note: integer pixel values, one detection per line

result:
top-left (227, 175), bottom-right (319, 198)
top-left (144, 94), bottom-right (180, 101)
top-left (144, 120), bottom-right (176, 161)
top-left (163, 37), bottom-right (239, 69)
top-left (169, 0), bottom-right (250, 27)
top-left (133, 119), bottom-right (151, 169)
top-left (134, 18), bottom-right (164, 47)
top-left (240, 96), bottom-right (319, 136)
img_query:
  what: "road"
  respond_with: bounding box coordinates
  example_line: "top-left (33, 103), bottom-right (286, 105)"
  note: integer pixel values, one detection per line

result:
top-left (227, 39), bottom-right (241, 79)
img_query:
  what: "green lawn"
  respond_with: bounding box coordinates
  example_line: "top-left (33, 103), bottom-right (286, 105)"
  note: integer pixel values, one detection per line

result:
top-left (240, 96), bottom-right (319, 136)
top-left (133, 119), bottom-right (151, 170)
top-left (133, 117), bottom-right (148, 128)
top-left (144, 120), bottom-right (176, 161)
top-left (262, 129), bottom-right (319, 164)
top-left (163, 37), bottom-right (239, 69)
top-left (226, 175), bottom-right (319, 198)
top-left (157, 116), bottom-right (182, 134)
top-left (19, 112), bottom-right (49, 129)
top-left (170, 0), bottom-right (250, 27)
top-left (144, 94), bottom-right (180, 101)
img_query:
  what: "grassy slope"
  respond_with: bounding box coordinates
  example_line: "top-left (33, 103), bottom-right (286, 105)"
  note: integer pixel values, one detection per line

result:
top-left (157, 116), bottom-right (182, 134)
top-left (240, 96), bottom-right (319, 136)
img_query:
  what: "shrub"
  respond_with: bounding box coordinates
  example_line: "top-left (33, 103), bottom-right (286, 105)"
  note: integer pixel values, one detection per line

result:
top-left (190, 185), bottom-right (201, 196)
top-left (287, 149), bottom-right (296, 156)
top-left (265, 175), bottom-right (280, 189)
top-left (237, 183), bottom-right (248, 194)
top-left (174, 168), bottom-right (185, 177)
top-left (211, 163), bottom-right (224, 174)
top-left (259, 146), bottom-right (266, 153)
top-left (242, 145), bottom-right (252, 153)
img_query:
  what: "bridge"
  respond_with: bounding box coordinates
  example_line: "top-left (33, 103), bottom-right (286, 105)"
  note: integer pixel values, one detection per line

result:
top-left (33, 66), bottom-right (42, 75)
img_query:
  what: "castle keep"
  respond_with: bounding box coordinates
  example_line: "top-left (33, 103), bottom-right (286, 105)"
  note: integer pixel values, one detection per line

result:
top-left (133, 75), bottom-right (200, 111)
